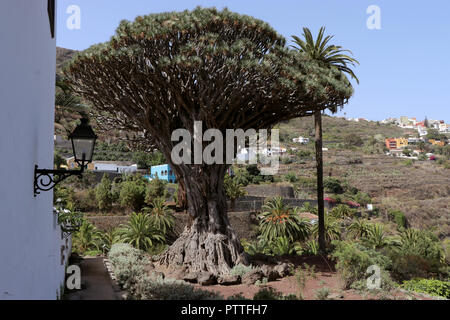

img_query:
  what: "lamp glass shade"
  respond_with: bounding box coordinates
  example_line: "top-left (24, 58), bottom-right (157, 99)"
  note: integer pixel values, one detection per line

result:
top-left (72, 138), bottom-right (95, 165)
top-left (69, 118), bottom-right (97, 167)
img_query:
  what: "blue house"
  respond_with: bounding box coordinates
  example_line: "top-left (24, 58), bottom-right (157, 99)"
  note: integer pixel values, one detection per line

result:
top-left (149, 164), bottom-right (176, 183)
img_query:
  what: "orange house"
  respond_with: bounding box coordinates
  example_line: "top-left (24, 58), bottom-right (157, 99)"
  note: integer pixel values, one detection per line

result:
top-left (385, 138), bottom-right (397, 149)
top-left (429, 139), bottom-right (445, 147)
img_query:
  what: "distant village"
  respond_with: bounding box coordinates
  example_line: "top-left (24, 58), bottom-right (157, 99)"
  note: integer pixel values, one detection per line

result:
top-left (379, 116), bottom-right (449, 159)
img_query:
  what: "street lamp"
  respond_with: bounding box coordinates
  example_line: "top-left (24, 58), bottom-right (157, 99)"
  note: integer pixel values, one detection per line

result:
top-left (34, 118), bottom-right (97, 197)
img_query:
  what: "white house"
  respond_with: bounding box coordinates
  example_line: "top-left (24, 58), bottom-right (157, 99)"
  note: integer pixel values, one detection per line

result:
top-left (260, 146), bottom-right (287, 156)
top-left (292, 136), bottom-right (310, 144)
top-left (439, 123), bottom-right (449, 133)
top-left (235, 148), bottom-right (258, 163)
top-left (417, 126), bottom-right (428, 137)
top-left (93, 161), bottom-right (138, 173)
top-left (0, 1), bottom-right (71, 299)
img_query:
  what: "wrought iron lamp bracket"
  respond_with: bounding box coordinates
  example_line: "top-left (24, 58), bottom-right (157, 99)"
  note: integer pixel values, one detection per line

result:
top-left (34, 165), bottom-right (84, 197)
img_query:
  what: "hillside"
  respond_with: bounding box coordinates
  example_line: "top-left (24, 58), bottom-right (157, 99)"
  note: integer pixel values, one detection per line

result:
top-left (277, 115), bottom-right (406, 145)
top-left (56, 47), bottom-right (77, 74)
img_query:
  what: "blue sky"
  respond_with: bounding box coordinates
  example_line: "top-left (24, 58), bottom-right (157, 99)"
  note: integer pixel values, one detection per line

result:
top-left (56, 0), bottom-right (450, 122)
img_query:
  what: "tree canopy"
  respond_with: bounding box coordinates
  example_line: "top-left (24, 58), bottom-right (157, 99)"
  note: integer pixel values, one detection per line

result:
top-left (65, 7), bottom-right (353, 157)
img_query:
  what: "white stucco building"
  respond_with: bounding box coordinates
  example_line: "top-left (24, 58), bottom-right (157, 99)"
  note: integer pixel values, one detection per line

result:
top-left (93, 161), bottom-right (138, 173)
top-left (292, 136), bottom-right (310, 144)
top-left (0, 1), bottom-right (71, 299)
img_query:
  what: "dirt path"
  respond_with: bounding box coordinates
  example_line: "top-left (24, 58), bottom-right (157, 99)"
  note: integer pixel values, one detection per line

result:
top-left (65, 256), bottom-right (119, 300)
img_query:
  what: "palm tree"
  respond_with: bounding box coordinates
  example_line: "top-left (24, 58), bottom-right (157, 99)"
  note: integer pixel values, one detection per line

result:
top-left (143, 197), bottom-right (175, 236)
top-left (223, 174), bottom-right (247, 211)
top-left (291, 27), bottom-right (359, 253)
top-left (55, 77), bottom-right (88, 118)
top-left (259, 197), bottom-right (311, 242)
top-left (117, 212), bottom-right (165, 251)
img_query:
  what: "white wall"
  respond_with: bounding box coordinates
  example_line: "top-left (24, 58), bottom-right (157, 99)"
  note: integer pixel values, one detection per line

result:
top-left (0, 0), bottom-right (70, 299)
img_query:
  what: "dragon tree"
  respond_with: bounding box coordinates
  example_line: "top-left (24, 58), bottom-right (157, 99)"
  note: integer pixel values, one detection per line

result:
top-left (65, 7), bottom-right (353, 276)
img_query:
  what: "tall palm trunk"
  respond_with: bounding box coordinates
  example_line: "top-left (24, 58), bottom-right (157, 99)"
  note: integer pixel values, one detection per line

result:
top-left (314, 111), bottom-right (326, 252)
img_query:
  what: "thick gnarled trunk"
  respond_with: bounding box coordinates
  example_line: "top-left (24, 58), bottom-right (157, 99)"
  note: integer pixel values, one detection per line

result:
top-left (160, 165), bottom-right (248, 276)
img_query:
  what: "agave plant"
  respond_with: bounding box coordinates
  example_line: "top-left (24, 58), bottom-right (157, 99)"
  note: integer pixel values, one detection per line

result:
top-left (311, 215), bottom-right (341, 244)
top-left (117, 212), bottom-right (165, 251)
top-left (298, 202), bottom-right (318, 215)
top-left (143, 197), bottom-right (175, 235)
top-left (97, 227), bottom-right (120, 254)
top-left (398, 228), bottom-right (444, 263)
top-left (362, 224), bottom-right (390, 250)
top-left (348, 219), bottom-right (370, 239)
top-left (330, 204), bottom-right (355, 219)
top-left (271, 236), bottom-right (296, 256)
top-left (259, 197), bottom-right (311, 242)
top-left (295, 240), bottom-right (320, 256)
top-left (73, 219), bottom-right (103, 253)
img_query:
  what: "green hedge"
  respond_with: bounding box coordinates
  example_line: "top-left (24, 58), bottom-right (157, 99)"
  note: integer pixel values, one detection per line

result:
top-left (402, 279), bottom-right (450, 299)
top-left (108, 244), bottom-right (221, 300)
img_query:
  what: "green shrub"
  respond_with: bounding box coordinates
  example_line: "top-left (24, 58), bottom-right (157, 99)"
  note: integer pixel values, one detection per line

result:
top-left (388, 210), bottom-right (407, 228)
top-left (54, 185), bottom-right (75, 210)
top-left (344, 133), bottom-right (364, 147)
top-left (402, 279), bottom-right (450, 299)
top-left (253, 287), bottom-right (282, 300)
top-left (132, 276), bottom-right (222, 300)
top-left (73, 188), bottom-right (98, 212)
top-left (108, 244), bottom-right (151, 290)
top-left (230, 264), bottom-right (258, 277)
top-left (324, 177), bottom-right (344, 194)
top-left (314, 287), bottom-right (330, 300)
top-left (119, 179), bottom-right (146, 211)
top-left (389, 229), bottom-right (445, 280)
top-left (145, 177), bottom-right (168, 204)
top-left (95, 174), bottom-right (113, 212)
top-left (332, 241), bottom-right (392, 289)
top-left (352, 192), bottom-right (371, 206)
top-left (284, 173), bottom-right (298, 183)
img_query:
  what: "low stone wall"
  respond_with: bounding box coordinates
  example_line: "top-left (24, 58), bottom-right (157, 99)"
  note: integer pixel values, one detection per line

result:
top-left (88, 211), bottom-right (260, 241)
top-left (244, 184), bottom-right (295, 198)
top-left (229, 196), bottom-right (329, 212)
